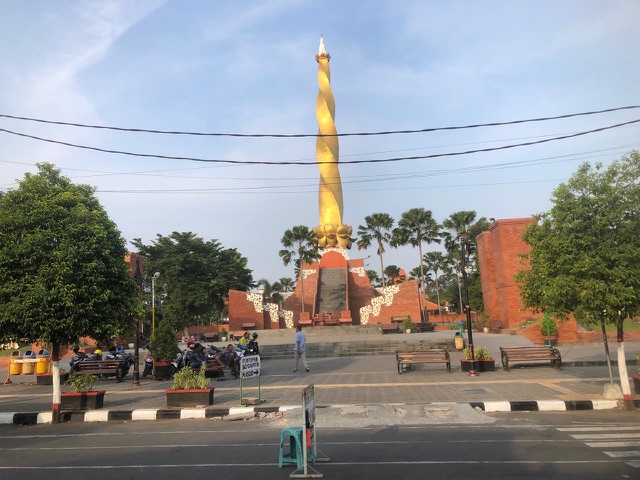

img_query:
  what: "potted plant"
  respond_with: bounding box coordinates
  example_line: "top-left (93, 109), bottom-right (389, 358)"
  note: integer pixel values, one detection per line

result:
top-left (61, 374), bottom-right (105, 410)
top-left (166, 366), bottom-right (215, 407)
top-left (220, 327), bottom-right (228, 342)
top-left (632, 353), bottom-right (640, 394)
top-left (402, 317), bottom-right (416, 334)
top-left (149, 319), bottom-right (179, 381)
top-left (540, 316), bottom-right (559, 345)
top-left (460, 346), bottom-right (496, 372)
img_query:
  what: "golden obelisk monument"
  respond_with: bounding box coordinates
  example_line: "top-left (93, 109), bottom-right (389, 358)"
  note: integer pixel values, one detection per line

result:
top-left (313, 36), bottom-right (354, 249)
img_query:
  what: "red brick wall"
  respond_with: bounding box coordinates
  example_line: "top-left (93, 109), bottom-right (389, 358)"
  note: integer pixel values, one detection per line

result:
top-left (358, 280), bottom-right (422, 325)
top-left (346, 258), bottom-right (375, 325)
top-left (228, 290), bottom-right (264, 332)
top-left (283, 260), bottom-right (319, 324)
top-left (477, 218), bottom-right (541, 328)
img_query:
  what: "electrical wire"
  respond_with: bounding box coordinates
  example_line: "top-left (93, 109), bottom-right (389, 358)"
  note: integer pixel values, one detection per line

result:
top-left (0, 105), bottom-right (638, 137)
top-left (1, 117), bottom-right (639, 166)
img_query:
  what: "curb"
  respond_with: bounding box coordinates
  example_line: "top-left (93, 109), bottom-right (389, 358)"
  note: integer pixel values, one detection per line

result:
top-left (1, 400), bottom-right (633, 425)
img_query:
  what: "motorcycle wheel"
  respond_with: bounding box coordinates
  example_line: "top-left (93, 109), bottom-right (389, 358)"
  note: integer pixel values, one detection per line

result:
top-left (143, 364), bottom-right (151, 377)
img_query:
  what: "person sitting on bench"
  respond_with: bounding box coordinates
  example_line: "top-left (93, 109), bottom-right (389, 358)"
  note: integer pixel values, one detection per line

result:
top-left (219, 344), bottom-right (237, 369)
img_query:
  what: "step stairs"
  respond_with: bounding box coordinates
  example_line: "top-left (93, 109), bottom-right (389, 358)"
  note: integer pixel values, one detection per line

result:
top-left (257, 338), bottom-right (454, 360)
top-left (315, 267), bottom-right (347, 313)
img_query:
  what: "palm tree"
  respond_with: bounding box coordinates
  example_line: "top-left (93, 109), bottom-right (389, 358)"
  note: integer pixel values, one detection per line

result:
top-left (422, 251), bottom-right (448, 315)
top-left (279, 226), bottom-right (320, 313)
top-left (357, 213), bottom-right (394, 287)
top-left (392, 208), bottom-right (441, 314)
top-left (277, 277), bottom-right (295, 292)
top-left (256, 278), bottom-right (284, 307)
top-left (442, 211), bottom-right (490, 313)
top-left (366, 269), bottom-right (381, 288)
top-left (384, 265), bottom-right (402, 284)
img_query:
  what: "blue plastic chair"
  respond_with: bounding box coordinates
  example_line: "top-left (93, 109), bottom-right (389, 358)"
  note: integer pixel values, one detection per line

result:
top-left (278, 427), bottom-right (315, 469)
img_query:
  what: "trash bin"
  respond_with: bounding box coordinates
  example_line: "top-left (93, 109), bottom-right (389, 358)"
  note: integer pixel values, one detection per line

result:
top-left (21, 350), bottom-right (36, 374)
top-left (9, 350), bottom-right (22, 375)
top-left (36, 349), bottom-right (51, 374)
top-left (457, 321), bottom-right (465, 334)
top-left (454, 332), bottom-right (465, 350)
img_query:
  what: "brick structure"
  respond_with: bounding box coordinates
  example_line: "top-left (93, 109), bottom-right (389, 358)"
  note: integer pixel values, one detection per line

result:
top-left (476, 218), bottom-right (541, 329)
top-left (227, 248), bottom-right (422, 330)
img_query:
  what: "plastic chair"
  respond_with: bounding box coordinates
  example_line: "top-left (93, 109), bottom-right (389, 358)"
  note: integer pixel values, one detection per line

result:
top-left (278, 427), bottom-right (315, 469)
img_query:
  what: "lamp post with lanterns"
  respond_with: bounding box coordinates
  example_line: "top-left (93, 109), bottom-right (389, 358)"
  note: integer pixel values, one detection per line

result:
top-left (458, 236), bottom-right (477, 377)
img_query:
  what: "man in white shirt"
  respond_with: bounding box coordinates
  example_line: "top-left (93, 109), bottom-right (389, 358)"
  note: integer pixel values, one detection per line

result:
top-left (293, 324), bottom-right (310, 372)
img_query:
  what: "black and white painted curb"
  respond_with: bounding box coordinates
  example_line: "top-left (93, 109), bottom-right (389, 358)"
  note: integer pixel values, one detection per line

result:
top-left (0, 400), bottom-right (631, 425)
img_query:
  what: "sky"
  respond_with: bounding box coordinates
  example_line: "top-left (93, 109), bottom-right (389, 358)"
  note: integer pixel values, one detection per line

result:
top-left (1, 0), bottom-right (639, 284)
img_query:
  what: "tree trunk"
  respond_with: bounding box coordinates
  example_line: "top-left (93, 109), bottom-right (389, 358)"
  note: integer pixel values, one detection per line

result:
top-left (616, 315), bottom-right (634, 409)
top-left (51, 342), bottom-right (61, 424)
top-left (378, 241), bottom-right (385, 288)
top-left (299, 247), bottom-right (305, 313)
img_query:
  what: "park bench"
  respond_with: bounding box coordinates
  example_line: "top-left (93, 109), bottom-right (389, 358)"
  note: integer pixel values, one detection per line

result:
top-left (241, 322), bottom-right (256, 330)
top-left (324, 312), bottom-right (340, 326)
top-left (415, 322), bottom-right (436, 332)
top-left (391, 316), bottom-right (408, 324)
top-left (380, 323), bottom-right (399, 334)
top-left (500, 345), bottom-right (562, 371)
top-left (395, 349), bottom-right (451, 374)
top-left (192, 361), bottom-right (225, 378)
top-left (71, 360), bottom-right (127, 382)
top-left (298, 319), bottom-right (313, 327)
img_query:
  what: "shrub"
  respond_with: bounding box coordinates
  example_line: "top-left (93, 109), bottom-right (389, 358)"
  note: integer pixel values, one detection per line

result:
top-left (463, 346), bottom-right (490, 361)
top-left (402, 317), bottom-right (416, 332)
top-left (170, 366), bottom-right (210, 391)
top-left (149, 319), bottom-right (179, 362)
top-left (66, 374), bottom-right (97, 392)
top-left (539, 316), bottom-right (558, 336)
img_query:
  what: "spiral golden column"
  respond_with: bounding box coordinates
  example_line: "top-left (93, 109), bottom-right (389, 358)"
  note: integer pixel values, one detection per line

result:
top-left (313, 37), bottom-right (354, 249)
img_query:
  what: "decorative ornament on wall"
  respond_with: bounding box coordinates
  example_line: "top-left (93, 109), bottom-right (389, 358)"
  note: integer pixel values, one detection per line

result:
top-left (301, 269), bottom-right (317, 280)
top-left (348, 267), bottom-right (366, 277)
top-left (323, 245), bottom-right (350, 260)
top-left (246, 293), bottom-right (264, 313)
top-left (264, 303), bottom-right (279, 323)
top-left (359, 285), bottom-right (400, 325)
top-left (280, 310), bottom-right (294, 329)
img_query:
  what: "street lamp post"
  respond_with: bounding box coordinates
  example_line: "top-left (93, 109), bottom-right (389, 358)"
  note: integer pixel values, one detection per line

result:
top-left (460, 237), bottom-right (477, 377)
top-left (132, 256), bottom-right (144, 387)
top-left (152, 272), bottom-right (160, 335)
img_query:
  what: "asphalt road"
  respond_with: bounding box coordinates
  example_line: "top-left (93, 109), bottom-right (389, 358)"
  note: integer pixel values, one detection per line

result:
top-left (0, 411), bottom-right (638, 480)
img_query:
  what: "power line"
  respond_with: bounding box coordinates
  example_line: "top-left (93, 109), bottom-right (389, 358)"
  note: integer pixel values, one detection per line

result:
top-left (1, 117), bottom-right (639, 165)
top-left (0, 105), bottom-right (638, 138)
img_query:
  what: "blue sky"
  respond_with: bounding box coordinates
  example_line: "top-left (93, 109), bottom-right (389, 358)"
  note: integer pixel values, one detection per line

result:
top-left (1, 0), bottom-right (639, 283)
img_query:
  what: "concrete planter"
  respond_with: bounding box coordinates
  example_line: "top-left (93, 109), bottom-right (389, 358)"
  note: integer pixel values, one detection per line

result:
top-left (165, 388), bottom-right (215, 407)
top-left (460, 359), bottom-right (496, 372)
top-left (61, 390), bottom-right (106, 410)
top-left (153, 361), bottom-right (174, 381)
top-left (632, 375), bottom-right (640, 394)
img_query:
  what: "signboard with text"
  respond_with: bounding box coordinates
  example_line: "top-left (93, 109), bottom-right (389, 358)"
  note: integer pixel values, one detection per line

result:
top-left (240, 355), bottom-right (261, 379)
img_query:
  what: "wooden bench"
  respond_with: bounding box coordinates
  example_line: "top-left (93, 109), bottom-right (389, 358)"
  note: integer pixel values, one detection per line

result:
top-left (298, 319), bottom-right (312, 327)
top-left (192, 361), bottom-right (225, 378)
top-left (380, 323), bottom-right (399, 334)
top-left (71, 360), bottom-right (127, 382)
top-left (415, 322), bottom-right (436, 332)
top-left (395, 349), bottom-right (451, 374)
top-left (500, 345), bottom-right (562, 371)
top-left (391, 316), bottom-right (408, 324)
top-left (241, 322), bottom-right (256, 330)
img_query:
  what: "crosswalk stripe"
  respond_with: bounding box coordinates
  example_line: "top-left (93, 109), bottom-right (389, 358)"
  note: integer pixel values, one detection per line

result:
top-left (571, 433), bottom-right (640, 440)
top-left (586, 441), bottom-right (640, 448)
top-left (604, 451), bottom-right (640, 458)
top-left (558, 427), bottom-right (640, 432)
top-left (626, 461), bottom-right (640, 468)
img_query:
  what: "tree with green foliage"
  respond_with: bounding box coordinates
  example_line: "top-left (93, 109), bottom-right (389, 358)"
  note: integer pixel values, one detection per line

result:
top-left (366, 269), bottom-right (381, 288)
top-left (357, 213), bottom-right (395, 287)
top-left (132, 232), bottom-right (253, 330)
top-left (277, 277), bottom-right (295, 292)
top-left (383, 265), bottom-right (403, 283)
top-left (517, 152), bottom-right (640, 399)
top-left (279, 225), bottom-right (320, 314)
top-left (392, 207), bottom-right (440, 307)
top-left (441, 211), bottom-right (490, 313)
top-left (0, 163), bottom-right (140, 422)
top-left (256, 278), bottom-right (284, 307)
top-left (422, 251), bottom-right (448, 315)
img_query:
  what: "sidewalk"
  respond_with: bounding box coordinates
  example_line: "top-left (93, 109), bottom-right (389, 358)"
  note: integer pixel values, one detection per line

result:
top-left (1, 332), bottom-right (639, 424)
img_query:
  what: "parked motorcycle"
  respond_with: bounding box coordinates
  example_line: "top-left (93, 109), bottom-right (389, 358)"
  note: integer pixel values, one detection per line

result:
top-left (106, 347), bottom-right (134, 377)
top-left (142, 351), bottom-right (153, 377)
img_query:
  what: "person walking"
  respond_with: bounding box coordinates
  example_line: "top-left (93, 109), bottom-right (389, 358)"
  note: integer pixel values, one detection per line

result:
top-left (293, 324), bottom-right (309, 372)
